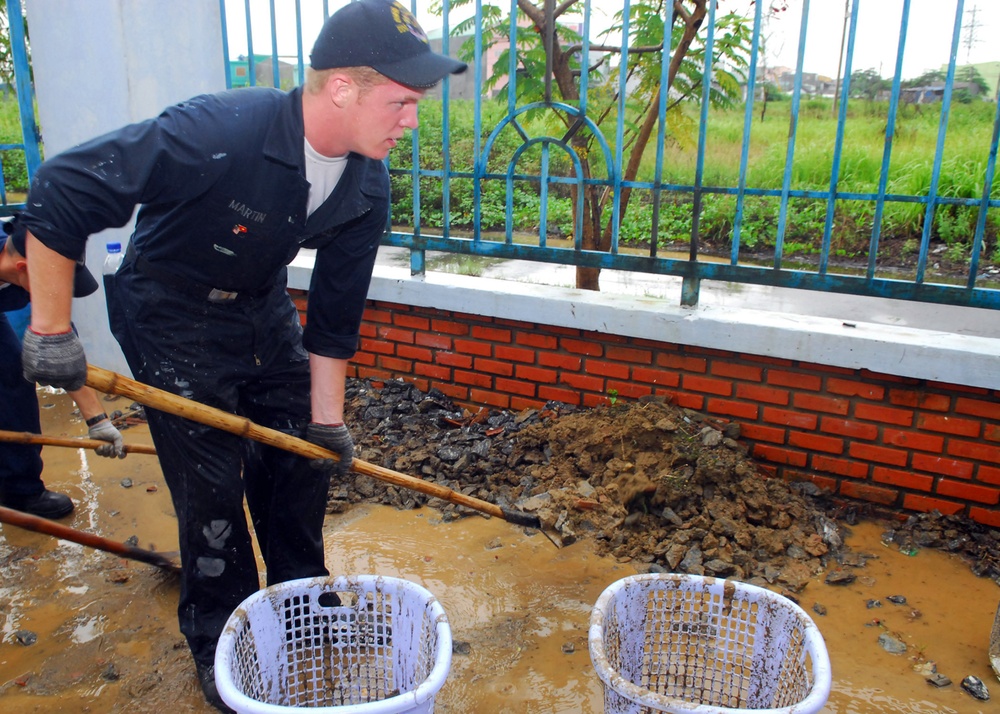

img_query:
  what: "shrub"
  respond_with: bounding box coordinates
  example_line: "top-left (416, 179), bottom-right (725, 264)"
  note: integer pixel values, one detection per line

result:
top-left (0, 96), bottom-right (30, 192)
top-left (387, 98), bottom-right (999, 271)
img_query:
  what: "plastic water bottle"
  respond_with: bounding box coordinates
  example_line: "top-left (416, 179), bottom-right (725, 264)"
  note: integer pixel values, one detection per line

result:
top-left (103, 241), bottom-right (124, 276)
top-left (103, 241), bottom-right (124, 297)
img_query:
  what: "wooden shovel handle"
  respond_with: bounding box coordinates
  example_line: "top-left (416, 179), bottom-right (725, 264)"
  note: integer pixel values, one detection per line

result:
top-left (0, 430), bottom-right (157, 455)
top-left (85, 365), bottom-right (540, 528)
top-left (0, 505), bottom-right (180, 572)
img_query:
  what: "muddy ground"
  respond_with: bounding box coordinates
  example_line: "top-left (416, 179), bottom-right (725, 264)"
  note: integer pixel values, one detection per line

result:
top-left (4, 381), bottom-right (1000, 713)
top-left (338, 377), bottom-right (1000, 590)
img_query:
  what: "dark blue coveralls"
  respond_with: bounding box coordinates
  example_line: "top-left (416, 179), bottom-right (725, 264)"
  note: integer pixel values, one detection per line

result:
top-left (0, 279), bottom-right (45, 499)
top-left (19, 86), bottom-right (388, 668)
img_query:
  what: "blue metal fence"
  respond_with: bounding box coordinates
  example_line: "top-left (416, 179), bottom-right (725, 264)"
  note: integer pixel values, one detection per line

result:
top-left (3, 0), bottom-right (42, 208)
top-left (8, 1), bottom-right (999, 310)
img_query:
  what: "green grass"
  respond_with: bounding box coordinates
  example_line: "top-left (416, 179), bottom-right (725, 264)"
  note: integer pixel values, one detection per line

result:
top-left (659, 99), bottom-right (1000, 191)
top-left (0, 96), bottom-right (31, 194)
top-left (8, 89), bottom-right (994, 271)
top-left (393, 97), bottom-right (1000, 271)
top-left (642, 98), bottom-right (1000, 257)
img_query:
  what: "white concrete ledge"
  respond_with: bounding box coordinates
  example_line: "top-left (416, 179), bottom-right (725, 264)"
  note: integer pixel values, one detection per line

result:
top-left (288, 256), bottom-right (1000, 392)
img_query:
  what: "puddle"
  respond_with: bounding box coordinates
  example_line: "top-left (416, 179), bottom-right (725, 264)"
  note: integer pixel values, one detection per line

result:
top-left (322, 504), bottom-right (626, 712)
top-left (69, 615), bottom-right (105, 645)
top-left (0, 390), bottom-right (997, 712)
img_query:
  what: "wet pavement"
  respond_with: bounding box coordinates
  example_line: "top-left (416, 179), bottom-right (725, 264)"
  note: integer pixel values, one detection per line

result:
top-left (1, 389), bottom-right (999, 712)
top-left (373, 246), bottom-right (1000, 340)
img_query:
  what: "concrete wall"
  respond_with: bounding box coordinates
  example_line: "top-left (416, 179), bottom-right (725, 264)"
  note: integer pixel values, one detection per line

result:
top-left (24, 0), bottom-right (226, 375)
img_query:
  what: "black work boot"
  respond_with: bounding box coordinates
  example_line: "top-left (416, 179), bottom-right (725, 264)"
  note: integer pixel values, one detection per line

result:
top-left (196, 662), bottom-right (235, 713)
top-left (0, 489), bottom-right (74, 519)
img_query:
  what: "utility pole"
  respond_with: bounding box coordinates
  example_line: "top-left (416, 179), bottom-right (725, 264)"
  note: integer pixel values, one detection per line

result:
top-left (833, 0), bottom-right (850, 114)
top-left (960, 4), bottom-right (991, 98)
top-left (962, 4), bottom-right (982, 64)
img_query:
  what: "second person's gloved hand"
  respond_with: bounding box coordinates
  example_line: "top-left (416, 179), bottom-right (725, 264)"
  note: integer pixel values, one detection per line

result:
top-left (88, 415), bottom-right (126, 458)
top-left (305, 422), bottom-right (354, 476)
top-left (22, 328), bottom-right (88, 391)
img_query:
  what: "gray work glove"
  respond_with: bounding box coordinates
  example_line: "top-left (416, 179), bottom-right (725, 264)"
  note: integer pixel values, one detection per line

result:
top-left (22, 328), bottom-right (88, 391)
top-left (305, 422), bottom-right (354, 476)
top-left (89, 416), bottom-right (126, 458)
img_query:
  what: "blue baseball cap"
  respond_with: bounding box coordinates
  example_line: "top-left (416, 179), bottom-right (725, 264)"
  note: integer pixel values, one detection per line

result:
top-left (310, 0), bottom-right (467, 89)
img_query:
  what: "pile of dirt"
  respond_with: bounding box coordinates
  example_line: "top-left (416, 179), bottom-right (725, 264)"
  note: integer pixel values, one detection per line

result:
top-left (335, 377), bottom-right (1000, 590)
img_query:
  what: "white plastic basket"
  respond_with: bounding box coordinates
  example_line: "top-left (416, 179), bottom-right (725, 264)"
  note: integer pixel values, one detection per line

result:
top-left (588, 574), bottom-right (831, 714)
top-left (215, 575), bottom-right (452, 714)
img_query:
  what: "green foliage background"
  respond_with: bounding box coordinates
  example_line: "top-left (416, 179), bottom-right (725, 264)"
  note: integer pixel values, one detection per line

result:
top-left (392, 97), bottom-right (1000, 264)
top-left (0, 97), bottom-right (29, 193)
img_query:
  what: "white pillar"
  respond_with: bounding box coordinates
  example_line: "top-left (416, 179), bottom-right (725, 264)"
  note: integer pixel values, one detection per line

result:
top-left (24, 0), bottom-right (226, 376)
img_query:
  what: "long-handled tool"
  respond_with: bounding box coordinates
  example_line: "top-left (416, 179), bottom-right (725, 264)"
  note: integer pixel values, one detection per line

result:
top-left (991, 601), bottom-right (1000, 680)
top-left (84, 365), bottom-right (556, 541)
top-left (0, 505), bottom-right (180, 573)
top-left (0, 430), bottom-right (157, 455)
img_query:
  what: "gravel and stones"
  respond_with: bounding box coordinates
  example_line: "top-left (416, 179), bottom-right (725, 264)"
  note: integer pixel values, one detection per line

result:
top-left (335, 377), bottom-right (1000, 589)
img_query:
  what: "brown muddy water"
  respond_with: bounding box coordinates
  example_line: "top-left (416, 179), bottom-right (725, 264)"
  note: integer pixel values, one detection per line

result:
top-left (1, 389), bottom-right (998, 713)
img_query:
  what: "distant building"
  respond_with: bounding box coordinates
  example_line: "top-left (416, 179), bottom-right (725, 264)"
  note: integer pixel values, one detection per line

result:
top-left (938, 61), bottom-right (1000, 101)
top-left (901, 85), bottom-right (945, 104)
top-left (748, 65), bottom-right (792, 100)
top-left (752, 67), bottom-right (836, 98)
top-left (901, 81), bottom-right (984, 104)
top-left (228, 55), bottom-right (299, 90)
top-left (426, 28), bottom-right (491, 101)
top-left (426, 19), bottom-right (608, 101)
top-left (776, 71), bottom-right (837, 97)
top-left (756, 66), bottom-right (793, 86)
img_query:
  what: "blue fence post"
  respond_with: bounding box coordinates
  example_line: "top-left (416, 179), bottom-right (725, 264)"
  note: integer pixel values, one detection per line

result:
top-left (969, 93), bottom-right (1000, 290)
top-left (682, 0), bottom-right (718, 308)
top-left (868, 0), bottom-right (911, 283)
top-left (220, 0), bottom-right (233, 89)
top-left (650, 0), bottom-right (674, 259)
top-left (8, 0), bottom-right (41, 182)
top-left (774, 0), bottom-right (810, 271)
top-left (731, 0), bottom-right (764, 266)
top-left (819, 0), bottom-right (858, 276)
top-left (916, 0), bottom-right (965, 284)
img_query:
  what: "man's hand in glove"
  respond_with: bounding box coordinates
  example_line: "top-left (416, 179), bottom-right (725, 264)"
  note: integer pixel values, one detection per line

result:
top-left (305, 422), bottom-right (354, 476)
top-left (88, 415), bottom-right (126, 458)
top-left (22, 328), bottom-right (88, 391)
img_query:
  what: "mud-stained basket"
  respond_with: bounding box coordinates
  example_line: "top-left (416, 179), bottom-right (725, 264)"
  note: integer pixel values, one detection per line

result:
top-left (588, 573), bottom-right (831, 714)
top-left (215, 575), bottom-right (451, 714)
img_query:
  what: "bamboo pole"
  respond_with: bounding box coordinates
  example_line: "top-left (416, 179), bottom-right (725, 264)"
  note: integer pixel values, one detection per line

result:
top-left (85, 364), bottom-right (543, 531)
top-left (0, 430), bottom-right (156, 455)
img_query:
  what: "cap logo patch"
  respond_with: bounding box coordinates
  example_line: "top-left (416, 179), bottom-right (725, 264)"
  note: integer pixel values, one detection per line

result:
top-left (390, 2), bottom-right (428, 44)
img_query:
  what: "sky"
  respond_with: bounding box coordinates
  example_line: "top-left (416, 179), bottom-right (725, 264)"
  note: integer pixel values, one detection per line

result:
top-left (738, 0), bottom-right (1000, 80)
top-left (223, 0), bottom-right (999, 82)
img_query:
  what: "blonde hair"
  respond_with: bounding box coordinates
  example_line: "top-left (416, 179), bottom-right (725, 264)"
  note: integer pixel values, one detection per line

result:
top-left (304, 66), bottom-right (389, 96)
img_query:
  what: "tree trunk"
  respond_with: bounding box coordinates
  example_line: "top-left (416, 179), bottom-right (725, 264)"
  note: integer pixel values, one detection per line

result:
top-left (591, 1), bottom-right (708, 283)
top-left (518, 0), bottom-right (709, 292)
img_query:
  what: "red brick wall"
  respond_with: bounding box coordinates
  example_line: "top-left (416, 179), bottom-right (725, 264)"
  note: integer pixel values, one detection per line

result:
top-left (292, 292), bottom-right (1000, 527)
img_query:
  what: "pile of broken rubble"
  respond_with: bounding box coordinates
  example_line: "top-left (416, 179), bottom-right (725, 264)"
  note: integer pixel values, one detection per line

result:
top-left (334, 377), bottom-right (1000, 593)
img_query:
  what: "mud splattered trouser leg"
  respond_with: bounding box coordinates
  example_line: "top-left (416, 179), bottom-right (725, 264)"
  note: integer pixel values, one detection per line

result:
top-left (106, 264), bottom-right (331, 667)
top-left (0, 313), bottom-right (45, 498)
